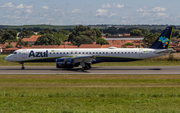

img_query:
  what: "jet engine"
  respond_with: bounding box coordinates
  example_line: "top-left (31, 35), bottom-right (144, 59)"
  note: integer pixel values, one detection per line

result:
top-left (56, 58), bottom-right (74, 68)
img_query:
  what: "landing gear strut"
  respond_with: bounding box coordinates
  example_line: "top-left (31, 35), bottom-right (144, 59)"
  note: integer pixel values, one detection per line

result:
top-left (80, 62), bottom-right (91, 71)
top-left (20, 62), bottom-right (25, 70)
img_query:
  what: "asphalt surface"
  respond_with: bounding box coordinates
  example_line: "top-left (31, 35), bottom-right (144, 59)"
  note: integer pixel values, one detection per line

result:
top-left (0, 66), bottom-right (180, 74)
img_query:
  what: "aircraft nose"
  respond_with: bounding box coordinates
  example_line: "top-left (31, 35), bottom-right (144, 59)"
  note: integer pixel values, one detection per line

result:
top-left (5, 56), bottom-right (10, 61)
top-left (5, 57), bottom-right (8, 61)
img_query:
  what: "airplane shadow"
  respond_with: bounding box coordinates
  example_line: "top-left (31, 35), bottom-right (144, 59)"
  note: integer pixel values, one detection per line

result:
top-left (1, 67), bottom-right (161, 73)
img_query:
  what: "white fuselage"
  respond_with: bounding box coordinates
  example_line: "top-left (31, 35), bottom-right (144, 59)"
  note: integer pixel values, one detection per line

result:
top-left (5, 48), bottom-right (170, 63)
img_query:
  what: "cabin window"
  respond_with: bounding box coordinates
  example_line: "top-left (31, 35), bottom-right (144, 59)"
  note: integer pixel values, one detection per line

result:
top-left (86, 52), bottom-right (88, 54)
top-left (93, 52), bottom-right (95, 54)
top-left (128, 52), bottom-right (130, 54)
top-left (79, 52), bottom-right (81, 54)
top-left (89, 52), bottom-right (91, 54)
top-left (125, 52), bottom-right (127, 54)
top-left (114, 52), bottom-right (116, 54)
top-left (50, 52), bottom-right (51, 54)
top-left (57, 52), bottom-right (58, 54)
top-left (106, 52), bottom-right (108, 54)
top-left (71, 52), bottom-right (73, 54)
top-left (63, 52), bottom-right (65, 54)
top-left (96, 52), bottom-right (98, 54)
top-left (67, 52), bottom-right (69, 54)
top-left (111, 52), bottom-right (113, 54)
top-left (53, 52), bottom-right (55, 54)
top-left (132, 52), bottom-right (133, 54)
top-left (121, 52), bottom-right (123, 54)
top-left (75, 52), bottom-right (77, 54)
top-left (82, 52), bottom-right (84, 54)
top-left (135, 52), bottom-right (137, 54)
top-left (99, 52), bottom-right (101, 54)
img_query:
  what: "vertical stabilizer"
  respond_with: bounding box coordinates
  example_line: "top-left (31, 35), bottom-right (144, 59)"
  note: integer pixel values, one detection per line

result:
top-left (149, 26), bottom-right (173, 49)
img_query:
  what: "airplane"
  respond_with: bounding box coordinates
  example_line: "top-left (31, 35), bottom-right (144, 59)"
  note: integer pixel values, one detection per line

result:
top-left (5, 26), bottom-right (174, 71)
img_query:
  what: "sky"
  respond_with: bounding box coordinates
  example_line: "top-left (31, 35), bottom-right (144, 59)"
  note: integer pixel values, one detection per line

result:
top-left (0, 0), bottom-right (179, 25)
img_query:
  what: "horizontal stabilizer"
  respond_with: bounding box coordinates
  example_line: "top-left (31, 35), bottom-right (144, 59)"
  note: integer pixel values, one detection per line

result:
top-left (155, 49), bottom-right (174, 54)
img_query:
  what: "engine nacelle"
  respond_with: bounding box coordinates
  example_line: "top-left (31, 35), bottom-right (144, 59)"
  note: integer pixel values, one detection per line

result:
top-left (56, 58), bottom-right (74, 68)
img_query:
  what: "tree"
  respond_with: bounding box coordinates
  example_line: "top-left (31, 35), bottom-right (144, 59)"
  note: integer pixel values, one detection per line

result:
top-left (6, 44), bottom-right (13, 48)
top-left (72, 35), bottom-right (93, 47)
top-left (24, 41), bottom-right (29, 47)
top-left (139, 28), bottom-right (149, 36)
top-left (96, 38), bottom-right (109, 45)
top-left (34, 34), bottom-right (59, 45)
top-left (143, 32), bottom-right (160, 47)
top-left (1, 32), bottom-right (15, 44)
top-left (53, 32), bottom-right (68, 45)
top-left (16, 38), bottom-right (24, 47)
top-left (57, 29), bottom-right (69, 35)
top-left (38, 28), bottom-right (53, 35)
top-left (18, 30), bottom-right (35, 38)
top-left (7, 29), bottom-right (18, 39)
top-left (172, 29), bottom-right (180, 38)
top-left (105, 33), bottom-right (109, 36)
top-left (68, 25), bottom-right (98, 46)
top-left (124, 42), bottom-right (134, 46)
top-left (130, 29), bottom-right (143, 36)
top-left (93, 28), bottom-right (102, 39)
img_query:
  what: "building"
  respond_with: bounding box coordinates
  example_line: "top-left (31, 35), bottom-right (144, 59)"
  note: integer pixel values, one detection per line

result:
top-left (104, 36), bottom-right (144, 48)
top-left (22, 35), bottom-right (41, 45)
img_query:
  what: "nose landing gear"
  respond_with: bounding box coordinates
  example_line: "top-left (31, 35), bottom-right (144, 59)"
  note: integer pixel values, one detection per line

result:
top-left (20, 62), bottom-right (25, 70)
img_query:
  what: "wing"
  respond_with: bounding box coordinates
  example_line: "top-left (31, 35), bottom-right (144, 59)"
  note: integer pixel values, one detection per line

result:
top-left (72, 55), bottom-right (96, 64)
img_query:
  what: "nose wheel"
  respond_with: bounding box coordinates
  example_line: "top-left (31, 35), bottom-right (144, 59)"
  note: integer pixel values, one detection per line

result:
top-left (20, 62), bottom-right (25, 70)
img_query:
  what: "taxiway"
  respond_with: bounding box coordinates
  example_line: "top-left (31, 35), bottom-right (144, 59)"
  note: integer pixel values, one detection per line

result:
top-left (0, 66), bottom-right (180, 74)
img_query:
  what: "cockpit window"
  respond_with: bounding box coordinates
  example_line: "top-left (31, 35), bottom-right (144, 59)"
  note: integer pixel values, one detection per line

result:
top-left (13, 52), bottom-right (17, 54)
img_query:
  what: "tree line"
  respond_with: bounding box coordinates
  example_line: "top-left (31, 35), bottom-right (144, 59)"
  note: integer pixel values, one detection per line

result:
top-left (1, 25), bottom-right (179, 48)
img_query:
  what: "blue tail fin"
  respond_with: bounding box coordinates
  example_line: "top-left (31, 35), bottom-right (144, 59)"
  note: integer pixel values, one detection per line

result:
top-left (149, 26), bottom-right (173, 49)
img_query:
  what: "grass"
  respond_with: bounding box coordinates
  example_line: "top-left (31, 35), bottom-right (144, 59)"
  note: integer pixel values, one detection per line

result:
top-left (1, 74), bottom-right (180, 112)
top-left (1, 53), bottom-right (180, 66)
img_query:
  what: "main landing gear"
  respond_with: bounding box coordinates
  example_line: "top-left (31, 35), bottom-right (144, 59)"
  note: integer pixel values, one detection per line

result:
top-left (20, 62), bottom-right (25, 70)
top-left (80, 62), bottom-right (91, 71)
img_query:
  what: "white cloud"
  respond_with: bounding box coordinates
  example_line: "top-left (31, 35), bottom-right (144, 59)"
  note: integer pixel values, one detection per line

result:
top-left (72, 9), bottom-right (81, 13)
top-left (26, 5), bottom-right (33, 9)
top-left (152, 7), bottom-right (166, 12)
top-left (102, 4), bottom-right (111, 8)
top-left (95, 9), bottom-right (107, 16)
top-left (1, 2), bottom-right (14, 8)
top-left (157, 13), bottom-right (169, 17)
top-left (137, 8), bottom-right (146, 12)
top-left (101, 3), bottom-right (124, 9)
top-left (108, 13), bottom-right (116, 18)
top-left (42, 6), bottom-right (49, 10)
top-left (17, 4), bottom-right (24, 9)
top-left (116, 4), bottom-right (124, 8)
top-left (25, 9), bottom-right (32, 13)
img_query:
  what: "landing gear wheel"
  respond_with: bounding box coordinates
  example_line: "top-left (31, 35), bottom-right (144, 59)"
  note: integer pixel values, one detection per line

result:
top-left (21, 67), bottom-right (25, 70)
top-left (20, 62), bottom-right (25, 70)
top-left (84, 66), bottom-right (88, 70)
top-left (82, 67), bottom-right (85, 71)
top-left (87, 64), bottom-right (91, 69)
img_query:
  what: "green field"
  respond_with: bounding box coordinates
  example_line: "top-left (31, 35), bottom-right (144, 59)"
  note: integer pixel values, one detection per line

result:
top-left (1, 54), bottom-right (180, 112)
top-left (0, 74), bottom-right (180, 112)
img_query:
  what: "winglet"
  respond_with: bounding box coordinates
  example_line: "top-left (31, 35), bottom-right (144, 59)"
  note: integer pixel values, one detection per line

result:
top-left (149, 26), bottom-right (173, 49)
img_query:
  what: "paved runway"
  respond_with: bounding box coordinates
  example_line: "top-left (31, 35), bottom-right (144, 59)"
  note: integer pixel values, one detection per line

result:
top-left (0, 66), bottom-right (180, 74)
